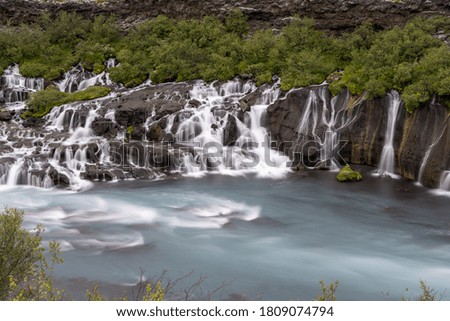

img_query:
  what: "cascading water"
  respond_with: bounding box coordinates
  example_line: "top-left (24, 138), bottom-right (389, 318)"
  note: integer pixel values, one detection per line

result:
top-left (56, 59), bottom-right (116, 93)
top-left (174, 80), bottom-right (291, 178)
top-left (439, 171), bottom-right (450, 191)
top-left (374, 90), bottom-right (401, 178)
top-left (417, 125), bottom-right (447, 185)
top-left (0, 64), bottom-right (44, 106)
top-left (1, 77), bottom-right (292, 190)
top-left (295, 86), bottom-right (354, 170)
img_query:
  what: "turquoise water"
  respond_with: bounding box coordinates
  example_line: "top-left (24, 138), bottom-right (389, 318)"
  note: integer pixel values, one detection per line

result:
top-left (1, 169), bottom-right (449, 300)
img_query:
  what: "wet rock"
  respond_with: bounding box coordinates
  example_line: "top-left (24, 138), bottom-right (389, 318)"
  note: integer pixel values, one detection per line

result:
top-left (0, 110), bottom-right (12, 121)
top-left (146, 123), bottom-right (164, 141)
top-left (48, 167), bottom-right (70, 187)
top-left (0, 157), bottom-right (15, 165)
top-left (91, 118), bottom-right (119, 137)
top-left (81, 164), bottom-right (100, 180)
top-left (162, 132), bottom-right (175, 143)
top-left (130, 125), bottom-right (145, 140)
top-left (156, 101), bottom-right (183, 117)
top-left (101, 83), bottom-right (191, 127)
top-left (22, 116), bottom-right (45, 128)
top-left (223, 115), bottom-right (238, 146)
top-left (239, 90), bottom-right (261, 112)
top-left (397, 101), bottom-right (450, 187)
top-left (188, 99), bottom-right (202, 108)
top-left (104, 169), bottom-right (125, 181)
top-left (0, 144), bottom-right (14, 155)
top-left (267, 84), bottom-right (449, 187)
top-left (131, 167), bottom-right (154, 179)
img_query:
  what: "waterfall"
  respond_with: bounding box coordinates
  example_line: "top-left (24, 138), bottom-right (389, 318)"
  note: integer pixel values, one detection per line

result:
top-left (56, 63), bottom-right (115, 93)
top-left (417, 125), bottom-right (447, 185)
top-left (0, 64), bottom-right (44, 105)
top-left (374, 91), bottom-right (401, 178)
top-left (175, 80), bottom-right (290, 178)
top-left (439, 171), bottom-right (450, 191)
top-left (295, 86), bottom-right (354, 170)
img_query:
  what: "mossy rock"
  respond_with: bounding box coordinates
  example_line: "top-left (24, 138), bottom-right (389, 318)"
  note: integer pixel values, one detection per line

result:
top-left (336, 165), bottom-right (362, 182)
top-left (23, 86), bottom-right (111, 118)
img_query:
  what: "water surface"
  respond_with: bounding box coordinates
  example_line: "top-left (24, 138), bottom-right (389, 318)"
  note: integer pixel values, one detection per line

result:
top-left (1, 168), bottom-right (449, 300)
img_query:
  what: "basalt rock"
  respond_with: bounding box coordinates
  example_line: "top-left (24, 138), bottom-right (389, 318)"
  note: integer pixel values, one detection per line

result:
top-left (100, 83), bottom-right (190, 127)
top-left (91, 118), bottom-right (119, 138)
top-left (0, 110), bottom-right (12, 121)
top-left (223, 114), bottom-right (239, 146)
top-left (2, 0), bottom-right (450, 33)
top-left (266, 85), bottom-right (450, 188)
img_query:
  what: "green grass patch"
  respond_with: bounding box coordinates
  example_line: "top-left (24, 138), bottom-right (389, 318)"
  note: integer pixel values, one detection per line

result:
top-left (23, 86), bottom-right (111, 118)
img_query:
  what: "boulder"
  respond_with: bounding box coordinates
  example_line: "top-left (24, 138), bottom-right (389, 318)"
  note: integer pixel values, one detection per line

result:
top-left (223, 115), bottom-right (238, 146)
top-left (91, 118), bottom-right (119, 137)
top-left (0, 110), bottom-right (12, 121)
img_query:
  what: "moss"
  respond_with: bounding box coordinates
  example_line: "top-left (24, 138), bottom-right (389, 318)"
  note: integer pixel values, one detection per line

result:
top-left (336, 165), bottom-right (363, 182)
top-left (24, 86), bottom-right (111, 118)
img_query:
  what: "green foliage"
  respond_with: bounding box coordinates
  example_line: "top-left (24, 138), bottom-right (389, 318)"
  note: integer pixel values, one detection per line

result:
top-left (85, 284), bottom-right (107, 301)
top-left (224, 8), bottom-right (248, 37)
top-left (281, 49), bottom-right (336, 90)
top-left (11, 241), bottom-right (64, 301)
top-left (316, 280), bottom-right (339, 301)
top-left (402, 280), bottom-right (439, 301)
top-left (0, 208), bottom-right (43, 300)
top-left (0, 10), bottom-right (449, 113)
top-left (20, 61), bottom-right (49, 78)
top-left (402, 46), bottom-right (450, 112)
top-left (24, 86), bottom-right (111, 118)
top-left (142, 282), bottom-right (165, 301)
top-left (0, 207), bottom-right (64, 301)
top-left (336, 165), bottom-right (363, 182)
top-left (333, 17), bottom-right (450, 111)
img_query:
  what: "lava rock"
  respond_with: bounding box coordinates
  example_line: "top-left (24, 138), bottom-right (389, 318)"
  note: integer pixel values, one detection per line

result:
top-left (0, 110), bottom-right (12, 121)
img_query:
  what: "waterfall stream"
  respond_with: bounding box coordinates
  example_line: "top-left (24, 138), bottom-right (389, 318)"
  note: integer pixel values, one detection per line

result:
top-left (0, 64), bottom-right (44, 107)
top-left (173, 80), bottom-right (291, 177)
top-left (295, 86), bottom-right (355, 170)
top-left (374, 91), bottom-right (401, 178)
top-left (0, 67), bottom-right (448, 195)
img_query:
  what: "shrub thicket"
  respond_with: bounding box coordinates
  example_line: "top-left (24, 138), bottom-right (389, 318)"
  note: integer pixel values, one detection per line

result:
top-left (1, 11), bottom-right (449, 112)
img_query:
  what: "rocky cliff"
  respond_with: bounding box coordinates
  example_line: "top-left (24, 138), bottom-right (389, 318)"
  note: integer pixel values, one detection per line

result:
top-left (1, 0), bottom-right (450, 32)
top-left (266, 86), bottom-right (450, 188)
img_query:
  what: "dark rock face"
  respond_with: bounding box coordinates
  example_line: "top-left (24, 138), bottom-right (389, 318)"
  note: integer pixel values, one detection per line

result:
top-left (267, 86), bottom-right (450, 188)
top-left (2, 0), bottom-right (450, 33)
top-left (0, 110), bottom-right (12, 121)
top-left (223, 114), bottom-right (238, 146)
top-left (101, 83), bottom-right (190, 128)
top-left (397, 100), bottom-right (450, 185)
top-left (91, 119), bottom-right (119, 138)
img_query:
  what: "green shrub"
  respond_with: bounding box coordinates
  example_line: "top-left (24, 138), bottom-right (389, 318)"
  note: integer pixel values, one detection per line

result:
top-left (0, 207), bottom-right (42, 299)
top-left (316, 280), bottom-right (339, 301)
top-left (0, 10), bottom-right (449, 113)
top-left (224, 8), bottom-right (248, 37)
top-left (20, 61), bottom-right (49, 78)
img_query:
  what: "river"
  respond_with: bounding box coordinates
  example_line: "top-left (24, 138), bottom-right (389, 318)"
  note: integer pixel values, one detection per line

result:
top-left (1, 167), bottom-right (449, 300)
